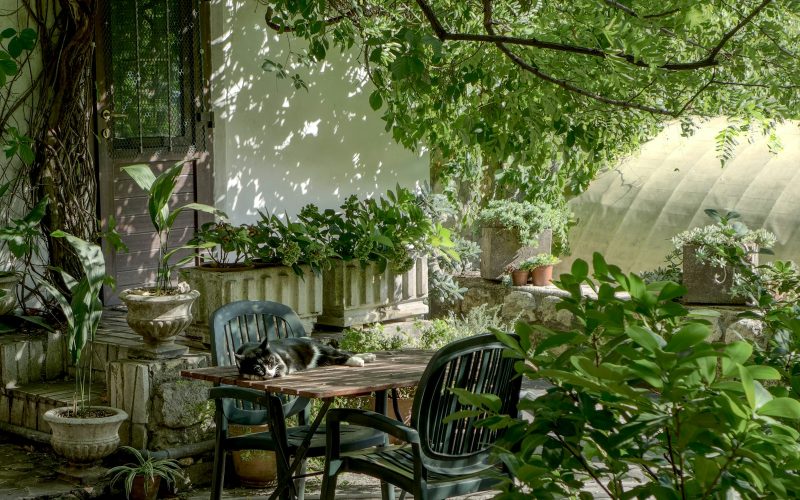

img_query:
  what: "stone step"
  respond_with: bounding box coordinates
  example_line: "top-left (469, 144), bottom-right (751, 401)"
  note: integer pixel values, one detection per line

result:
top-left (0, 330), bottom-right (68, 389)
top-left (0, 380), bottom-right (105, 434)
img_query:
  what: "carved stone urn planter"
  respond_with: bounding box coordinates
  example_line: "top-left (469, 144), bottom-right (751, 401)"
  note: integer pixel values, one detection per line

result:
top-left (682, 244), bottom-right (756, 305)
top-left (43, 406), bottom-right (128, 464)
top-left (0, 272), bottom-right (18, 315)
top-left (317, 258), bottom-right (429, 328)
top-left (182, 264), bottom-right (322, 344)
top-left (118, 289), bottom-right (200, 359)
top-left (480, 227), bottom-right (552, 281)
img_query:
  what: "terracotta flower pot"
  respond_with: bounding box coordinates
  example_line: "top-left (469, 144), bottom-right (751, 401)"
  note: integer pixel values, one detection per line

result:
top-left (130, 475), bottom-right (161, 500)
top-left (511, 269), bottom-right (530, 286)
top-left (532, 265), bottom-right (554, 286)
top-left (229, 424), bottom-right (277, 488)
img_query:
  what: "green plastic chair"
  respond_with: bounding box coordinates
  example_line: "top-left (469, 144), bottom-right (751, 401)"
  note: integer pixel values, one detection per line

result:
top-left (209, 300), bottom-right (384, 500)
top-left (321, 332), bottom-right (522, 500)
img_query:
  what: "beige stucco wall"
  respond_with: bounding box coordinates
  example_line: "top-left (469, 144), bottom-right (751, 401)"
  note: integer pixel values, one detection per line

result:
top-left (559, 118), bottom-right (800, 275)
top-left (208, 1), bottom-right (429, 224)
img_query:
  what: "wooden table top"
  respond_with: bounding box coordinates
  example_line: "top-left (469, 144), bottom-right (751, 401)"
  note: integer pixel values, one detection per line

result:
top-left (181, 350), bottom-right (435, 399)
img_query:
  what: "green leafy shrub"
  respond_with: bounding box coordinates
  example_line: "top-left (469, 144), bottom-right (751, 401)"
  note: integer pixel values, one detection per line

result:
top-left (338, 323), bottom-right (413, 352)
top-left (458, 253), bottom-right (800, 499)
top-left (418, 304), bottom-right (512, 350)
top-left (671, 209), bottom-right (775, 270)
top-left (328, 186), bottom-right (457, 274)
top-left (519, 253), bottom-right (560, 271)
top-left (478, 199), bottom-right (571, 255)
top-left (190, 220), bottom-right (252, 267)
top-left (249, 207), bottom-right (337, 276)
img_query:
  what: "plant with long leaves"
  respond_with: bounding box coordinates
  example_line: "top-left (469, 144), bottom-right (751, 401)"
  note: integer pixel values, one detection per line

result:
top-left (122, 162), bottom-right (225, 293)
top-left (107, 446), bottom-right (185, 499)
top-left (38, 231), bottom-right (108, 414)
top-left (453, 253), bottom-right (800, 498)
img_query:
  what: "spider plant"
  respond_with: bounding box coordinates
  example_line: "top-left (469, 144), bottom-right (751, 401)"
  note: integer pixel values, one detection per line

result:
top-left (107, 446), bottom-right (185, 499)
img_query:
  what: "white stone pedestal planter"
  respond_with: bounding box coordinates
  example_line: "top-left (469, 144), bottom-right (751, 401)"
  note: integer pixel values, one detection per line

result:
top-left (43, 406), bottom-right (128, 463)
top-left (118, 289), bottom-right (199, 359)
top-left (317, 258), bottom-right (429, 328)
top-left (182, 265), bottom-right (322, 343)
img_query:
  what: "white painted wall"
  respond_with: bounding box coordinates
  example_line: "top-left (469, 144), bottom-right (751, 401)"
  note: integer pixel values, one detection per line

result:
top-left (208, 1), bottom-right (429, 224)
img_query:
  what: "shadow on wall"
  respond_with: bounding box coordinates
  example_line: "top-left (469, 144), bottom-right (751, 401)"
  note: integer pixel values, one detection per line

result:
top-left (209, 1), bottom-right (428, 223)
top-left (559, 118), bottom-right (800, 275)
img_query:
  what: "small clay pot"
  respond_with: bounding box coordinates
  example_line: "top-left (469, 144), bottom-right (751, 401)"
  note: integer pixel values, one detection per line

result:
top-left (532, 265), bottom-right (553, 286)
top-left (130, 475), bottom-right (161, 500)
top-left (511, 269), bottom-right (530, 286)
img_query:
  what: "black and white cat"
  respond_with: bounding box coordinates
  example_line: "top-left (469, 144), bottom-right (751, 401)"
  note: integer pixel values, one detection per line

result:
top-left (234, 337), bottom-right (377, 380)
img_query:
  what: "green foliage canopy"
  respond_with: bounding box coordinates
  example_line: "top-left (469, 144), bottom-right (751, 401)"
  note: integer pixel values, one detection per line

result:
top-left (262, 0), bottom-right (800, 197)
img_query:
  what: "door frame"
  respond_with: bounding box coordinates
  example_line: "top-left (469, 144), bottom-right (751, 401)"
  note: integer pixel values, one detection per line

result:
top-left (94, 0), bottom-right (215, 303)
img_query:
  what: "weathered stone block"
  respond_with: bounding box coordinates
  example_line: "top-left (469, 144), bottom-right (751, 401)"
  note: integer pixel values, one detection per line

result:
top-left (318, 258), bottom-right (429, 327)
top-left (479, 227), bottom-right (552, 281)
top-left (154, 380), bottom-right (210, 428)
top-left (682, 244), bottom-right (754, 305)
top-left (725, 318), bottom-right (766, 348)
top-left (45, 331), bottom-right (66, 380)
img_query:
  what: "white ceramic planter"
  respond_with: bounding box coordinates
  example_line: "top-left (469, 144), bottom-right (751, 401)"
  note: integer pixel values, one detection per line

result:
top-left (0, 272), bottom-right (19, 315)
top-left (118, 288), bottom-right (199, 358)
top-left (182, 264), bottom-right (322, 343)
top-left (43, 406), bottom-right (128, 463)
top-left (317, 258), bottom-right (429, 328)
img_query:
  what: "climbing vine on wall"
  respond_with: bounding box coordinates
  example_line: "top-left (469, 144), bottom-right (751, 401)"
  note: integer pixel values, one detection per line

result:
top-left (0, 0), bottom-right (98, 303)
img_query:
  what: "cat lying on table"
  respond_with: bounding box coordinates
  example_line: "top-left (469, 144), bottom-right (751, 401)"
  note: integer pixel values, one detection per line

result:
top-left (234, 337), bottom-right (376, 380)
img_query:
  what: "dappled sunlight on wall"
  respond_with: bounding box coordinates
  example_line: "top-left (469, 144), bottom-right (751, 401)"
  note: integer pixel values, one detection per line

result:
top-left (209, 1), bottom-right (427, 223)
top-left (559, 118), bottom-right (800, 275)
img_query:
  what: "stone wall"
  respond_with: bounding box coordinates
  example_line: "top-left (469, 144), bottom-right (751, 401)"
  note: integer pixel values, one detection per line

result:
top-left (439, 272), bottom-right (765, 346)
top-left (108, 354), bottom-right (214, 450)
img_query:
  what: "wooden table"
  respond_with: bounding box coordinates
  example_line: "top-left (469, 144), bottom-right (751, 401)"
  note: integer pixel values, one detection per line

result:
top-left (181, 350), bottom-right (434, 500)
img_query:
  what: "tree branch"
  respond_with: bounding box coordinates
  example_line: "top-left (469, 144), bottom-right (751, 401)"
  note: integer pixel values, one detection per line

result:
top-left (264, 6), bottom-right (356, 33)
top-left (415, 0), bottom-right (773, 71)
top-left (480, 0), bottom-right (674, 116)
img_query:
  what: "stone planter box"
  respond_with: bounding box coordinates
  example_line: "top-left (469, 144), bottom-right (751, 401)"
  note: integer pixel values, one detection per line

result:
top-left (316, 258), bottom-right (429, 328)
top-left (479, 227), bottom-right (552, 281)
top-left (682, 244), bottom-right (756, 305)
top-left (182, 264), bottom-right (322, 342)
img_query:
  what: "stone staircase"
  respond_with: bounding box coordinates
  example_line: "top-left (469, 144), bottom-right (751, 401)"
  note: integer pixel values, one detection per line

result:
top-left (0, 310), bottom-right (212, 449)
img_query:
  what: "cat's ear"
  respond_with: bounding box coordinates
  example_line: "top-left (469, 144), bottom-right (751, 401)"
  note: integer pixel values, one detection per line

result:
top-left (259, 337), bottom-right (270, 349)
top-left (234, 353), bottom-right (245, 365)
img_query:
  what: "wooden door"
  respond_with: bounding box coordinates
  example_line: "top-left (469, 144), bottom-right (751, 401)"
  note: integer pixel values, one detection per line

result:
top-left (95, 0), bottom-right (213, 304)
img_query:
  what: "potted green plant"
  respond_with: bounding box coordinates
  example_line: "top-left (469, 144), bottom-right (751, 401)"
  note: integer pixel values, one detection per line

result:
top-left (506, 264), bottom-right (530, 286)
top-left (107, 446), bottom-right (185, 500)
top-left (317, 187), bottom-right (457, 327)
top-left (40, 231), bottom-right (128, 464)
top-left (181, 208), bottom-right (335, 341)
top-left (477, 200), bottom-right (570, 281)
top-left (671, 209), bottom-right (775, 304)
top-left (118, 162), bottom-right (225, 358)
top-left (520, 253), bottom-right (561, 286)
top-left (189, 220), bottom-right (253, 271)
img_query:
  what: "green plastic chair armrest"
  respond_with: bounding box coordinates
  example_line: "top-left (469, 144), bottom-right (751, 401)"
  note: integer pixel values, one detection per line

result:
top-left (327, 408), bottom-right (420, 445)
